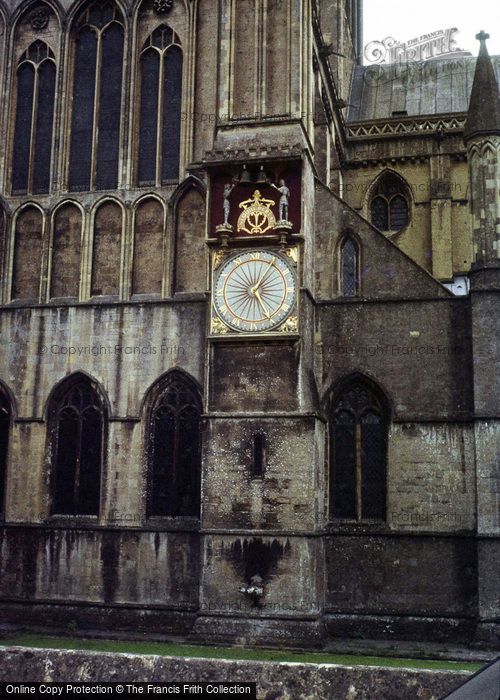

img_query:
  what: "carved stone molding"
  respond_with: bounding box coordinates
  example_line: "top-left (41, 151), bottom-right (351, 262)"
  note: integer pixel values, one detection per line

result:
top-left (348, 116), bottom-right (466, 140)
top-left (154, 0), bottom-right (174, 14)
top-left (467, 138), bottom-right (500, 159)
top-left (29, 8), bottom-right (50, 31)
top-left (203, 144), bottom-right (303, 164)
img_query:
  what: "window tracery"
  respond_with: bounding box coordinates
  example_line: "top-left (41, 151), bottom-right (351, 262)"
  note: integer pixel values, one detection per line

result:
top-left (12, 41), bottom-right (56, 195)
top-left (147, 374), bottom-right (202, 518)
top-left (138, 25), bottom-right (182, 186)
top-left (68, 2), bottom-right (124, 192)
top-left (340, 237), bottom-right (359, 297)
top-left (330, 380), bottom-right (388, 521)
top-left (49, 377), bottom-right (105, 516)
top-left (370, 173), bottom-right (410, 233)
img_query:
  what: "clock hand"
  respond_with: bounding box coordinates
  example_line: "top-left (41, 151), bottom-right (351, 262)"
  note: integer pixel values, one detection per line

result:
top-left (253, 289), bottom-right (271, 319)
top-left (252, 258), bottom-right (275, 293)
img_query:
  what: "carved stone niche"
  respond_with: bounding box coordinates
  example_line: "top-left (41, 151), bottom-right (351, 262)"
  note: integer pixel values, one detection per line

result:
top-left (154, 0), bottom-right (174, 14)
top-left (29, 7), bottom-right (51, 30)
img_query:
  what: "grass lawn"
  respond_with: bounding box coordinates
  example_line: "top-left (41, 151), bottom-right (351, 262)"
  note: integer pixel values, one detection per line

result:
top-left (0, 634), bottom-right (483, 673)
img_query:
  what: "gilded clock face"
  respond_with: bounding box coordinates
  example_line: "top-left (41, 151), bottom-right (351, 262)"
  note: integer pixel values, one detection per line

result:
top-left (214, 250), bottom-right (297, 332)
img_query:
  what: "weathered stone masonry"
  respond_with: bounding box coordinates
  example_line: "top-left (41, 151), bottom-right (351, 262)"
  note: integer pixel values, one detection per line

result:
top-left (0, 1), bottom-right (498, 649)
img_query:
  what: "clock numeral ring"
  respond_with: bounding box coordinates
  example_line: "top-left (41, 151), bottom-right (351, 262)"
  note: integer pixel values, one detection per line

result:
top-left (213, 250), bottom-right (296, 333)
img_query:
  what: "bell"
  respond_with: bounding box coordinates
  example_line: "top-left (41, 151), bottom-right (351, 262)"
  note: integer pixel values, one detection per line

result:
top-left (255, 165), bottom-right (268, 184)
top-left (239, 165), bottom-right (252, 184)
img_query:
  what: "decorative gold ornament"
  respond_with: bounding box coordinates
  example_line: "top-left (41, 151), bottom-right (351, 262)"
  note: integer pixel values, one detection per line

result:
top-left (285, 247), bottom-right (299, 264)
top-left (237, 190), bottom-right (276, 235)
top-left (279, 316), bottom-right (299, 333)
top-left (212, 250), bottom-right (228, 269)
top-left (211, 316), bottom-right (229, 335)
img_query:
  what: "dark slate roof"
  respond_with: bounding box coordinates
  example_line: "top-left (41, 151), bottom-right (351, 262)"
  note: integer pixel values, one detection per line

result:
top-left (464, 34), bottom-right (500, 140)
top-left (348, 55), bottom-right (500, 122)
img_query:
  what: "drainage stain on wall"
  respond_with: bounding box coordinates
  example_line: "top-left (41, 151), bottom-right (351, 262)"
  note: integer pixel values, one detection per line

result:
top-left (229, 538), bottom-right (290, 587)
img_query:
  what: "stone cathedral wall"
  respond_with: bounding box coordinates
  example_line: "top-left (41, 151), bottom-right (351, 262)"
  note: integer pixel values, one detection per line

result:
top-left (0, 0), bottom-right (498, 648)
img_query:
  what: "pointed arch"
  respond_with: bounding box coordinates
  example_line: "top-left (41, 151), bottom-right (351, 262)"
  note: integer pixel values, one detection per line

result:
top-left (50, 201), bottom-right (83, 299)
top-left (137, 23), bottom-right (182, 186)
top-left (132, 191), bottom-right (166, 209)
top-left (10, 0), bottom-right (63, 29)
top-left (338, 233), bottom-right (360, 297)
top-left (46, 372), bottom-right (108, 516)
top-left (11, 203), bottom-right (44, 302)
top-left (132, 195), bottom-right (166, 296)
top-left (168, 175), bottom-right (206, 210)
top-left (90, 199), bottom-right (124, 297)
top-left (11, 36), bottom-right (56, 195)
top-left (0, 381), bottom-right (12, 515)
top-left (68, 0), bottom-right (125, 192)
top-left (43, 369), bottom-right (111, 420)
top-left (327, 374), bottom-right (390, 522)
top-left (367, 169), bottom-right (412, 234)
top-left (468, 140), bottom-right (500, 160)
top-left (173, 182), bottom-right (206, 294)
top-left (145, 370), bottom-right (202, 518)
top-left (50, 197), bottom-right (85, 219)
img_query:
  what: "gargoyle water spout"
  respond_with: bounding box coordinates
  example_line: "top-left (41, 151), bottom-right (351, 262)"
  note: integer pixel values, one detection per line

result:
top-left (239, 574), bottom-right (264, 606)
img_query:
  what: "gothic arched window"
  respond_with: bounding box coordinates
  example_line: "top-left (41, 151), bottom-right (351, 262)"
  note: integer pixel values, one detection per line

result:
top-left (12, 41), bottom-right (56, 195)
top-left (330, 379), bottom-right (388, 521)
top-left (370, 172), bottom-right (410, 233)
top-left (147, 374), bottom-right (202, 518)
top-left (340, 237), bottom-right (359, 297)
top-left (138, 25), bottom-right (182, 186)
top-left (68, 2), bottom-right (124, 192)
top-left (49, 376), bottom-right (106, 516)
top-left (390, 195), bottom-right (409, 231)
top-left (0, 389), bottom-right (10, 514)
top-left (370, 196), bottom-right (389, 232)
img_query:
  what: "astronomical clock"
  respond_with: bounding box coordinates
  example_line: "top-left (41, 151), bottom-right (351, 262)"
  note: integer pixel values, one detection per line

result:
top-left (208, 164), bottom-right (301, 337)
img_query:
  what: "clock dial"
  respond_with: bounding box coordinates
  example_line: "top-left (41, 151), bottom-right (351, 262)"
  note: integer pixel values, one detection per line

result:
top-left (214, 250), bottom-right (296, 332)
